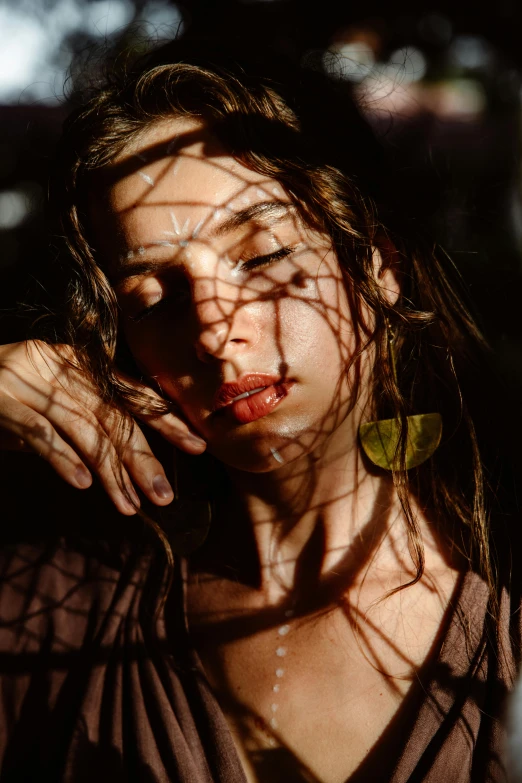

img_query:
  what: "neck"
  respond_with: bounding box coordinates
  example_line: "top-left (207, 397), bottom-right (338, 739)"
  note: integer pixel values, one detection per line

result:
top-left (202, 416), bottom-right (408, 605)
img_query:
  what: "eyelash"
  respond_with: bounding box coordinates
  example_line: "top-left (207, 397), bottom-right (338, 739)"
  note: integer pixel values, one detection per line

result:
top-left (128, 245), bottom-right (296, 324)
top-left (128, 294), bottom-right (183, 323)
top-left (239, 245), bottom-right (296, 271)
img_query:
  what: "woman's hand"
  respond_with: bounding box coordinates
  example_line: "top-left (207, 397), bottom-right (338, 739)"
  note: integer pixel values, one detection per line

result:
top-left (0, 341), bottom-right (206, 515)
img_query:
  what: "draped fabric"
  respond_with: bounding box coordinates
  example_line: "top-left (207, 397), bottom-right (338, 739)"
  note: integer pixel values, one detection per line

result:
top-left (0, 454), bottom-right (518, 782)
top-left (0, 537), bottom-right (247, 783)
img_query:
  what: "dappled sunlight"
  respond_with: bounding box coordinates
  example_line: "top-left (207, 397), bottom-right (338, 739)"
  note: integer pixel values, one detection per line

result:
top-left (0, 31), bottom-right (515, 781)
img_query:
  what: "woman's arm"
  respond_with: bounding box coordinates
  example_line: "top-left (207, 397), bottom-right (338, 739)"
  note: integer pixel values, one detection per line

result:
top-left (0, 341), bottom-right (206, 515)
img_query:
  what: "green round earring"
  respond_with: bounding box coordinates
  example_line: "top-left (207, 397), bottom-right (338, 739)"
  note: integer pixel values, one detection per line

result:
top-left (359, 325), bottom-right (442, 471)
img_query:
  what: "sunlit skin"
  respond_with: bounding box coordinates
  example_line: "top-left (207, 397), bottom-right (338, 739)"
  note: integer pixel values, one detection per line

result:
top-left (94, 118), bottom-right (397, 578)
top-left (92, 118), bottom-right (461, 783)
top-left (103, 124), bottom-right (360, 473)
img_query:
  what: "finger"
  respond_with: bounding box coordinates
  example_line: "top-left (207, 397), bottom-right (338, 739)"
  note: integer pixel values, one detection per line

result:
top-left (113, 373), bottom-right (207, 453)
top-left (0, 387), bottom-right (139, 516)
top-left (137, 411), bottom-right (207, 453)
top-left (0, 394), bottom-right (94, 490)
top-left (120, 422), bottom-right (175, 506)
top-left (0, 356), bottom-right (188, 510)
top-left (42, 399), bottom-right (142, 516)
top-left (94, 456), bottom-right (141, 516)
top-left (0, 341), bottom-right (78, 388)
top-left (73, 396), bottom-right (176, 506)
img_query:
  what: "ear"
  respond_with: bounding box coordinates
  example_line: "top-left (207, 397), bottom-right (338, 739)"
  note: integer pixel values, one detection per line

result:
top-left (372, 238), bottom-right (400, 307)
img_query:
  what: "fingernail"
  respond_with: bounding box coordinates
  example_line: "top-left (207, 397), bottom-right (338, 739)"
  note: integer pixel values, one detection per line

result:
top-left (153, 475), bottom-right (173, 499)
top-left (127, 485), bottom-right (141, 506)
top-left (74, 465), bottom-right (92, 489)
top-left (120, 497), bottom-right (137, 514)
top-left (120, 486), bottom-right (140, 513)
top-left (185, 434), bottom-right (206, 449)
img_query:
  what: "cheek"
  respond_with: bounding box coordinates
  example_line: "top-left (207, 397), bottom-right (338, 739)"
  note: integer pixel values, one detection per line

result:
top-left (123, 321), bottom-right (206, 421)
top-left (123, 326), bottom-right (162, 375)
top-left (276, 270), bottom-right (355, 371)
top-left (123, 321), bottom-right (192, 386)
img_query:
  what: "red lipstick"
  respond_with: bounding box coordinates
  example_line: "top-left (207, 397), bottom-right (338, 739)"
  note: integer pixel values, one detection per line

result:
top-left (213, 374), bottom-right (292, 424)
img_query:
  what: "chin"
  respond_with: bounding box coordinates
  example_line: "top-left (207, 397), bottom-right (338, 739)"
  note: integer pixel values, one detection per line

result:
top-left (205, 417), bottom-right (332, 474)
top-left (206, 437), bottom-right (287, 473)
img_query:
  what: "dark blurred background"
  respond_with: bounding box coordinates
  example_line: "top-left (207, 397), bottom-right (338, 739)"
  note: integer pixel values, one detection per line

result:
top-left (0, 0), bottom-right (521, 381)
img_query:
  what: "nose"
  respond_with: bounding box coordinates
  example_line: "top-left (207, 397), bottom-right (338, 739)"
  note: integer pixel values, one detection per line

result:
top-left (192, 271), bottom-right (258, 363)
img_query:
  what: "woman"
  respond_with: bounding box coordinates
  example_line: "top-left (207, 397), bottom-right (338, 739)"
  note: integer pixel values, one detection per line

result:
top-left (0, 38), bottom-right (518, 783)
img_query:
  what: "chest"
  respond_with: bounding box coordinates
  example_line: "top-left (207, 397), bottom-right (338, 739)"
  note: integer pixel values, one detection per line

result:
top-left (186, 571), bottom-right (459, 783)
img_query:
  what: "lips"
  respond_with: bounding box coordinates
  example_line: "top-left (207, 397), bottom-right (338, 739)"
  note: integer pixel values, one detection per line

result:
top-left (213, 374), bottom-right (293, 424)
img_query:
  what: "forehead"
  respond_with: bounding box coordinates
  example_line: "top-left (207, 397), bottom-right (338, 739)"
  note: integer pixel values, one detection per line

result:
top-left (106, 117), bottom-right (277, 215)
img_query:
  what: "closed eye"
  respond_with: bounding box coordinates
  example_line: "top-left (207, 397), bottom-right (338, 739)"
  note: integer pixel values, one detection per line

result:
top-left (128, 246), bottom-right (297, 323)
top-left (239, 245), bottom-right (296, 272)
top-left (128, 289), bottom-right (189, 323)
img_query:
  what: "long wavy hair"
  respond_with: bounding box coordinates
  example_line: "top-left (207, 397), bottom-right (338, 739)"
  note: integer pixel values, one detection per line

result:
top-left (46, 37), bottom-right (505, 610)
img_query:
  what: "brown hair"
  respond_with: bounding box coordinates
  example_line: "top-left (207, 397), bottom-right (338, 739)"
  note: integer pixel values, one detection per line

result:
top-left (47, 37), bottom-right (501, 608)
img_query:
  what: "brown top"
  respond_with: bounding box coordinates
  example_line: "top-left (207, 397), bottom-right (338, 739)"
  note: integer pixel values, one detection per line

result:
top-left (0, 456), bottom-right (519, 782)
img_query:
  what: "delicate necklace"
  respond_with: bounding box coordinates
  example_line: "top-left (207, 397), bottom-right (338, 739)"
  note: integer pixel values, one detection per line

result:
top-left (264, 607), bottom-right (295, 746)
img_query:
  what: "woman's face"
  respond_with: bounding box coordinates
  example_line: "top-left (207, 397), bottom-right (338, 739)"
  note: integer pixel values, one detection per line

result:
top-left (94, 118), bottom-right (373, 472)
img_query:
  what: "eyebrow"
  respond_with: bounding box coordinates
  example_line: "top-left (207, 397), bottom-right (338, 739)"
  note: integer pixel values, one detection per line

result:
top-left (208, 200), bottom-right (292, 238)
top-left (111, 200), bottom-right (293, 284)
top-left (111, 258), bottom-right (171, 285)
